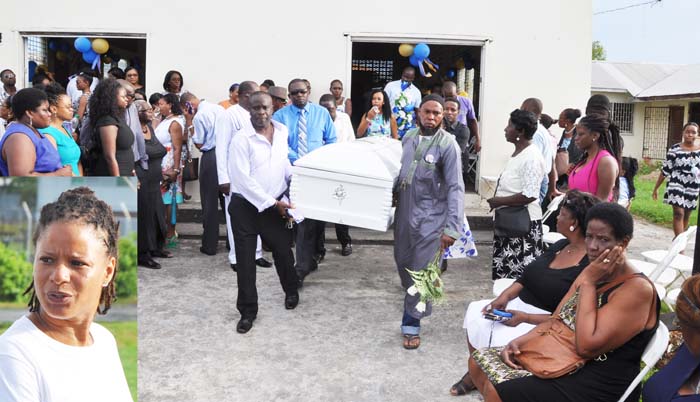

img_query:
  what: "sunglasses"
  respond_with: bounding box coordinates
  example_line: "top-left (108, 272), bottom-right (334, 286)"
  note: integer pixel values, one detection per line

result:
top-left (290, 89), bottom-right (307, 96)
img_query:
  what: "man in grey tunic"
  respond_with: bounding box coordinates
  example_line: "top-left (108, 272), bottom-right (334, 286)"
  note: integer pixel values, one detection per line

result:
top-left (394, 94), bottom-right (464, 349)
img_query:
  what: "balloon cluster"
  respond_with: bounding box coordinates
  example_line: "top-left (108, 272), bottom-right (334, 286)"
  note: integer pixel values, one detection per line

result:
top-left (397, 42), bottom-right (439, 78)
top-left (73, 37), bottom-right (110, 71)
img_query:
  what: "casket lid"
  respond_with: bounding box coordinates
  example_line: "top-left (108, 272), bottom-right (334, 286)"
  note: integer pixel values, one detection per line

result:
top-left (294, 137), bottom-right (402, 181)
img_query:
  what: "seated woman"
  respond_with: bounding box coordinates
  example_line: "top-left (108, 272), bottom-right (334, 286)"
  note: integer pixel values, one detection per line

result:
top-left (642, 275), bottom-right (700, 401)
top-left (0, 88), bottom-right (72, 176)
top-left (357, 89), bottom-right (398, 139)
top-left (451, 190), bottom-right (599, 396)
top-left (0, 187), bottom-right (132, 401)
top-left (468, 203), bottom-right (659, 402)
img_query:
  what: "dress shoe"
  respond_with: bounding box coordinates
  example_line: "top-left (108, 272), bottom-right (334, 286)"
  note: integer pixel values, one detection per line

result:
top-left (230, 264), bottom-right (237, 272)
top-left (440, 259), bottom-right (448, 273)
top-left (255, 257), bottom-right (272, 268)
top-left (285, 293), bottom-right (299, 310)
top-left (341, 243), bottom-right (353, 256)
top-left (199, 246), bottom-right (216, 256)
top-left (138, 258), bottom-right (161, 269)
top-left (313, 252), bottom-right (325, 265)
top-left (297, 272), bottom-right (306, 289)
top-left (236, 317), bottom-right (255, 333)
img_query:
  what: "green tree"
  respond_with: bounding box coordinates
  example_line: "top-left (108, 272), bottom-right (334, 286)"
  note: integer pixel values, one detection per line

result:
top-left (592, 41), bottom-right (606, 61)
top-left (115, 233), bottom-right (137, 299)
top-left (0, 242), bottom-right (32, 302)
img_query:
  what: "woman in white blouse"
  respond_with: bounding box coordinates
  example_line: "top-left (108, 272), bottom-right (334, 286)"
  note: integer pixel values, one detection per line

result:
top-left (486, 109), bottom-right (546, 279)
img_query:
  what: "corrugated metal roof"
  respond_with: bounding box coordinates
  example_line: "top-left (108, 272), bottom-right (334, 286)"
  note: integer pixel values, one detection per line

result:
top-left (591, 61), bottom-right (686, 97)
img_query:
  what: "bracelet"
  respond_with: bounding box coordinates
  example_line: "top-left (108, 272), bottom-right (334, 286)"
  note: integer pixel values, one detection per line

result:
top-left (173, 168), bottom-right (180, 173)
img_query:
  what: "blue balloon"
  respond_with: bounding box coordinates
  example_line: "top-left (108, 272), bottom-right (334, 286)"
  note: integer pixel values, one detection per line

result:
top-left (82, 49), bottom-right (98, 63)
top-left (74, 37), bottom-right (91, 53)
top-left (409, 54), bottom-right (421, 67)
top-left (48, 41), bottom-right (57, 51)
top-left (59, 42), bottom-right (70, 52)
top-left (446, 69), bottom-right (456, 78)
top-left (413, 43), bottom-right (430, 59)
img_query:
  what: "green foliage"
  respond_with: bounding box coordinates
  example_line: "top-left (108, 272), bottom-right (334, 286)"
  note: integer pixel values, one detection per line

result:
top-left (592, 40), bottom-right (606, 61)
top-left (115, 233), bottom-right (137, 299)
top-left (0, 242), bottom-right (32, 302)
top-left (638, 160), bottom-right (662, 176)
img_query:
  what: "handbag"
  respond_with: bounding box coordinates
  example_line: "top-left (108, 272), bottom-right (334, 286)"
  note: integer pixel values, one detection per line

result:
top-left (181, 142), bottom-right (199, 182)
top-left (515, 273), bottom-right (645, 379)
top-left (492, 176), bottom-right (531, 237)
top-left (555, 149), bottom-right (569, 178)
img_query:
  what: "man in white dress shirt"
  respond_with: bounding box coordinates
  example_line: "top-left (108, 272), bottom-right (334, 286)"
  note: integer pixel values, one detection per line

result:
top-left (214, 81), bottom-right (271, 270)
top-left (180, 92), bottom-right (226, 256)
top-left (228, 91), bottom-right (299, 334)
top-left (521, 98), bottom-right (556, 204)
top-left (384, 66), bottom-right (422, 138)
top-left (319, 94), bottom-right (354, 256)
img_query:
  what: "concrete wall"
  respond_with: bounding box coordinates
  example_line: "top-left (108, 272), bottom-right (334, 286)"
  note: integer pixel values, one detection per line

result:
top-left (0, 0), bottom-right (592, 181)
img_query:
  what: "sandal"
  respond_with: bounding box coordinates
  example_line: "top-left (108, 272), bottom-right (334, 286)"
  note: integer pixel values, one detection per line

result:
top-left (449, 372), bottom-right (476, 396)
top-left (152, 250), bottom-right (174, 258)
top-left (166, 236), bottom-right (178, 249)
top-left (402, 334), bottom-right (421, 350)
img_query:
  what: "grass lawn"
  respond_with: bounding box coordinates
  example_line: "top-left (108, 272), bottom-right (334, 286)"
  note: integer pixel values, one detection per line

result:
top-left (0, 320), bottom-right (137, 401)
top-left (631, 176), bottom-right (698, 228)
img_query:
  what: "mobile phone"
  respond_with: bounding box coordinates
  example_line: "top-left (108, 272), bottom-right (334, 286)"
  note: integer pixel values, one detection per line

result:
top-left (492, 309), bottom-right (513, 318)
top-left (483, 312), bottom-right (508, 322)
top-left (185, 102), bottom-right (194, 115)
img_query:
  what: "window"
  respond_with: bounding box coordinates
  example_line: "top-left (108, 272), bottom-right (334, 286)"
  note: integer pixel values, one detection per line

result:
top-left (611, 102), bottom-right (634, 134)
top-left (351, 59), bottom-right (394, 87)
top-left (25, 36), bottom-right (47, 65)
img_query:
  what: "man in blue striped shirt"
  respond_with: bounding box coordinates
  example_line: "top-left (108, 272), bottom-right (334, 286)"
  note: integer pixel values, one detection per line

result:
top-left (273, 79), bottom-right (337, 286)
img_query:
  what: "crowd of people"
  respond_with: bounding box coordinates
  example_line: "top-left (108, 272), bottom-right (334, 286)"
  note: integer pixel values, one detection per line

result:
top-left (1, 61), bottom-right (700, 401)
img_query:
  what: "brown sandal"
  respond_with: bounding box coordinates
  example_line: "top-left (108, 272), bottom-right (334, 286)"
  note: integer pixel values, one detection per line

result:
top-left (449, 372), bottom-right (476, 396)
top-left (402, 334), bottom-right (421, 350)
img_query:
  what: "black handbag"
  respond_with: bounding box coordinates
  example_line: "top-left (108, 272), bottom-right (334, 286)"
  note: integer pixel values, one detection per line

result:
top-left (492, 176), bottom-right (531, 237)
top-left (182, 144), bottom-right (199, 182)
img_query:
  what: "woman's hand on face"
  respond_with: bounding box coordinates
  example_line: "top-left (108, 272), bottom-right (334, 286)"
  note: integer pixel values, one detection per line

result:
top-left (502, 310), bottom-right (528, 327)
top-left (501, 341), bottom-right (523, 370)
top-left (579, 246), bottom-right (625, 285)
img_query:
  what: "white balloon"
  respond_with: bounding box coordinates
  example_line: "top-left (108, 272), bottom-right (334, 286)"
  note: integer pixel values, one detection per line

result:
top-left (117, 59), bottom-right (128, 70)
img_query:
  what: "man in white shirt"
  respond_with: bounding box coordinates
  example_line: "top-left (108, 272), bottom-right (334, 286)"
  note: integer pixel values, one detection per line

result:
top-left (228, 91), bottom-right (298, 334)
top-left (319, 94), bottom-right (354, 256)
top-left (384, 66), bottom-right (422, 138)
top-left (181, 92), bottom-right (226, 256)
top-left (521, 98), bottom-right (555, 204)
top-left (66, 68), bottom-right (99, 107)
top-left (214, 81), bottom-right (271, 270)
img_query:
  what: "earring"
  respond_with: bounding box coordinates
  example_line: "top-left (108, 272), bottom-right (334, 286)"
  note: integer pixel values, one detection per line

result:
top-left (516, 137), bottom-right (520, 141)
top-left (29, 116), bottom-right (33, 127)
top-left (569, 225), bottom-right (575, 232)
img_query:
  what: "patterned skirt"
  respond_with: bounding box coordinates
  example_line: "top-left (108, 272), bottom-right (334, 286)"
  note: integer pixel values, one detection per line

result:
top-left (492, 220), bottom-right (544, 280)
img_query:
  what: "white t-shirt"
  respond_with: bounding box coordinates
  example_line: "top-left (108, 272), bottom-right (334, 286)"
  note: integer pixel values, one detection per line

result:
top-left (333, 111), bottom-right (355, 143)
top-left (0, 315), bottom-right (132, 402)
top-left (495, 143), bottom-right (546, 221)
top-left (532, 123), bottom-right (554, 174)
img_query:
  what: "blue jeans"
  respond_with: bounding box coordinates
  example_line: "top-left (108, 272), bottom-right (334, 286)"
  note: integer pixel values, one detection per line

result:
top-left (539, 176), bottom-right (549, 205)
top-left (401, 310), bottom-right (420, 335)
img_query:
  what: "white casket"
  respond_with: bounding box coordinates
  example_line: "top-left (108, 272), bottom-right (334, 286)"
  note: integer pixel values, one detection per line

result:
top-left (290, 137), bottom-right (402, 231)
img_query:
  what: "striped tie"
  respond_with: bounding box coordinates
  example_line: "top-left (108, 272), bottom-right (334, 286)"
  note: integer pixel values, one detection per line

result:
top-left (298, 109), bottom-right (308, 157)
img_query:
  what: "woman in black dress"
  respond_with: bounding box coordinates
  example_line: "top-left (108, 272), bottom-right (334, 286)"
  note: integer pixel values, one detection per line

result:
top-left (134, 100), bottom-right (170, 269)
top-left (88, 78), bottom-right (135, 176)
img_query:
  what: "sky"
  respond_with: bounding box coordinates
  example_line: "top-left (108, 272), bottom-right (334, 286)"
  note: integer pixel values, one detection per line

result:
top-left (592, 0), bottom-right (700, 64)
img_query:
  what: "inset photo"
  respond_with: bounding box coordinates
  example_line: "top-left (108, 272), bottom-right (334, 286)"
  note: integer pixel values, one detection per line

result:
top-left (0, 176), bottom-right (136, 401)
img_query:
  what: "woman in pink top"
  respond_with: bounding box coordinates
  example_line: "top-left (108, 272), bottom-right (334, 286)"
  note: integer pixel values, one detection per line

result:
top-left (568, 114), bottom-right (621, 201)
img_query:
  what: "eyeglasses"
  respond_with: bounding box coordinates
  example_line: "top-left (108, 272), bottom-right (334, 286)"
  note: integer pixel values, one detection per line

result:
top-left (290, 89), bottom-right (308, 96)
top-left (2, 74), bottom-right (15, 79)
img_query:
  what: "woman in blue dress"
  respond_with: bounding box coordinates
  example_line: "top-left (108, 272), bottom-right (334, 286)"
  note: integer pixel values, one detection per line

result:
top-left (38, 82), bottom-right (82, 176)
top-left (357, 89), bottom-right (398, 139)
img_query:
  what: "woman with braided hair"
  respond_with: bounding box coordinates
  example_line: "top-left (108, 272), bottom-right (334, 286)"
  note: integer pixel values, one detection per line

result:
top-left (643, 275), bottom-right (700, 401)
top-left (567, 112), bottom-right (622, 201)
top-left (0, 187), bottom-right (132, 401)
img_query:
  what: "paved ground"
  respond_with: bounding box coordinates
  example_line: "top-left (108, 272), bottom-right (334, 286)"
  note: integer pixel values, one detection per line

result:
top-left (138, 216), bottom-right (692, 402)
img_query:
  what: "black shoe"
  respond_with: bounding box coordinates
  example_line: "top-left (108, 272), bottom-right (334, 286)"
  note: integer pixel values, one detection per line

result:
top-left (236, 317), bottom-right (255, 333)
top-left (341, 244), bottom-right (353, 256)
top-left (255, 257), bottom-right (272, 268)
top-left (297, 272), bottom-right (306, 288)
top-left (440, 259), bottom-right (448, 273)
top-left (285, 293), bottom-right (299, 310)
top-left (183, 193), bottom-right (192, 201)
top-left (199, 246), bottom-right (216, 256)
top-left (313, 252), bottom-right (325, 264)
top-left (230, 264), bottom-right (237, 272)
top-left (139, 258), bottom-right (161, 269)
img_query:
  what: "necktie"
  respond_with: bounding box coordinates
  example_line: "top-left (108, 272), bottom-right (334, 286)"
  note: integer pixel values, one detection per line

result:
top-left (298, 109), bottom-right (308, 157)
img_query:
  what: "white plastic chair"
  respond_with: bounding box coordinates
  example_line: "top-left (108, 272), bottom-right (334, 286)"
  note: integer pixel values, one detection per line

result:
top-left (492, 278), bottom-right (516, 297)
top-left (628, 258), bottom-right (675, 289)
top-left (542, 193), bottom-right (566, 223)
top-left (541, 194), bottom-right (566, 241)
top-left (617, 322), bottom-right (669, 402)
top-left (664, 287), bottom-right (681, 309)
top-left (644, 226), bottom-right (696, 287)
top-left (641, 226), bottom-right (696, 280)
